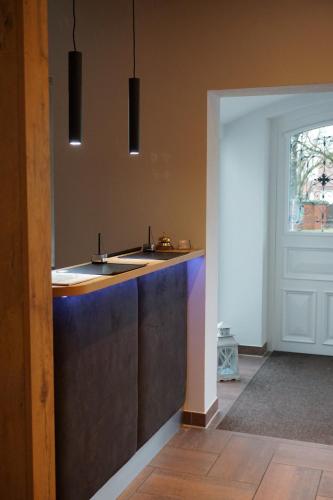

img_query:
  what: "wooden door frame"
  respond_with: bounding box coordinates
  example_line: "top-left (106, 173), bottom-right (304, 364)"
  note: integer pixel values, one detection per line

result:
top-left (0, 1), bottom-right (55, 498)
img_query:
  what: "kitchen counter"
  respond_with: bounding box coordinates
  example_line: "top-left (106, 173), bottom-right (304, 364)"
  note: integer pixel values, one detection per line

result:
top-left (53, 248), bottom-right (204, 499)
top-left (52, 248), bottom-right (204, 296)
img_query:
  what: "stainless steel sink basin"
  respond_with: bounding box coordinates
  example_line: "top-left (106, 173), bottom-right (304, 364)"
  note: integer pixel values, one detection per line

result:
top-left (119, 251), bottom-right (189, 261)
top-left (62, 262), bottom-right (146, 276)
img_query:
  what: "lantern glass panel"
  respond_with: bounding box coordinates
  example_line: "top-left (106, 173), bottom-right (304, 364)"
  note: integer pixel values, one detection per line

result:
top-left (217, 336), bottom-right (240, 381)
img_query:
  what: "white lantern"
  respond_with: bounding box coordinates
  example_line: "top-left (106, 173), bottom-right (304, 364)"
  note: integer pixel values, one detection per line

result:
top-left (217, 322), bottom-right (240, 381)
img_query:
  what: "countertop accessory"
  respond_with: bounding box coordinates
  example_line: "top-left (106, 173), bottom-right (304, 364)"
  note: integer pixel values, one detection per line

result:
top-left (68, 0), bottom-right (82, 146)
top-left (178, 239), bottom-right (191, 250)
top-left (129, 0), bottom-right (140, 155)
top-left (156, 233), bottom-right (174, 251)
top-left (91, 232), bottom-right (108, 263)
top-left (142, 225), bottom-right (155, 252)
top-left (52, 271), bottom-right (99, 286)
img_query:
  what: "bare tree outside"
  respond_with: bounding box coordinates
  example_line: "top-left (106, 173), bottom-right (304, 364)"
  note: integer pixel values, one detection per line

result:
top-left (289, 125), bottom-right (333, 232)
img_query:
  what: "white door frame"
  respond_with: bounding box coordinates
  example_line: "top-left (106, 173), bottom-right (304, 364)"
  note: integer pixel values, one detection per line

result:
top-left (268, 100), bottom-right (333, 354)
top-left (209, 83), bottom-right (333, 355)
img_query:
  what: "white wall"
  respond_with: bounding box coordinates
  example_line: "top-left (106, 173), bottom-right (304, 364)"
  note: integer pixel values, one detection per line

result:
top-left (184, 94), bottom-right (220, 415)
top-left (205, 94), bottom-right (220, 410)
top-left (219, 108), bottom-right (269, 347)
top-left (219, 93), bottom-right (333, 348)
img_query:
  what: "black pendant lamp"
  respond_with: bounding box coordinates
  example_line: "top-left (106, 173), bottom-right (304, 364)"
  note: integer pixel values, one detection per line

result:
top-left (68, 0), bottom-right (82, 146)
top-left (129, 0), bottom-right (140, 155)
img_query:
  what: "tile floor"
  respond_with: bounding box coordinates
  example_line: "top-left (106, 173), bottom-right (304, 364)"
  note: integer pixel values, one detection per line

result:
top-left (119, 429), bottom-right (333, 499)
top-left (120, 354), bottom-right (333, 499)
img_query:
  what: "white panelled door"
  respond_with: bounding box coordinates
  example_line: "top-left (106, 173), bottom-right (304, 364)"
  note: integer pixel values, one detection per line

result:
top-left (270, 102), bottom-right (333, 355)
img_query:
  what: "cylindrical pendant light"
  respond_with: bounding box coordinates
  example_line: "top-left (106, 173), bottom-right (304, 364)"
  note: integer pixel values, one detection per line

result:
top-left (129, 77), bottom-right (140, 154)
top-left (69, 51), bottom-right (82, 145)
top-left (69, 0), bottom-right (82, 146)
top-left (129, 0), bottom-right (140, 155)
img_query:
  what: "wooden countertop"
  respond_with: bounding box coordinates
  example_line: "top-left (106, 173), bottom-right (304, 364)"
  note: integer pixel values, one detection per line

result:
top-left (52, 249), bottom-right (205, 297)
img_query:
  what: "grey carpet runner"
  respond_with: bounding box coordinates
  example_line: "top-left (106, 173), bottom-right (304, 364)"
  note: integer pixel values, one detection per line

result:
top-left (218, 351), bottom-right (333, 444)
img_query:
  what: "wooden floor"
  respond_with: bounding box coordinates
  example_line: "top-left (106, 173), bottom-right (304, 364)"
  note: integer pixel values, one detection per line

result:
top-left (119, 356), bottom-right (333, 499)
top-left (119, 428), bottom-right (333, 499)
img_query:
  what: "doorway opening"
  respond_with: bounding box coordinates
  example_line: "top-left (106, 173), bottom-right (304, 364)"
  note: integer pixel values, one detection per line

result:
top-left (209, 85), bottom-right (333, 444)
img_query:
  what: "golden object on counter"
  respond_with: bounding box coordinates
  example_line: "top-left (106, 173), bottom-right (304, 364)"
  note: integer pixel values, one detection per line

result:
top-left (156, 233), bottom-right (174, 251)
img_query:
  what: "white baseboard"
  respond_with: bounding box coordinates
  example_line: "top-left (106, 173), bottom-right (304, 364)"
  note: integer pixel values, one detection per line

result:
top-left (91, 410), bottom-right (182, 500)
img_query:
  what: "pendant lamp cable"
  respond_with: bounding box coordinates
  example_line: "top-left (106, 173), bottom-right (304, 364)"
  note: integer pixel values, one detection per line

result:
top-left (132, 0), bottom-right (136, 77)
top-left (72, 0), bottom-right (77, 51)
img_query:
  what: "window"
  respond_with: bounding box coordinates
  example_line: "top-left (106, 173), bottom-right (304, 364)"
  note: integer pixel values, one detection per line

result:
top-left (289, 125), bottom-right (333, 232)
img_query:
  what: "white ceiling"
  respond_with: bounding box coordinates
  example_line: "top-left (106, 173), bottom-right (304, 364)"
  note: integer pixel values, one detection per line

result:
top-left (220, 94), bottom-right (294, 124)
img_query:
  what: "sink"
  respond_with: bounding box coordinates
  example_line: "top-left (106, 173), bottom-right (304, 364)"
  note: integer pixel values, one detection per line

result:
top-left (62, 262), bottom-right (146, 276)
top-left (119, 251), bottom-right (189, 261)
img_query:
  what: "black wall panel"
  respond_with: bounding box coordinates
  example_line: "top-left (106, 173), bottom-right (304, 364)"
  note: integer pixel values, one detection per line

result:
top-left (53, 263), bottom-right (188, 499)
top-left (137, 264), bottom-right (187, 447)
top-left (53, 281), bottom-right (138, 500)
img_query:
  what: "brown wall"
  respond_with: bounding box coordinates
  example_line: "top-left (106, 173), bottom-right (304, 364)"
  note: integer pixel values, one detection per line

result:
top-left (49, 0), bottom-right (333, 267)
